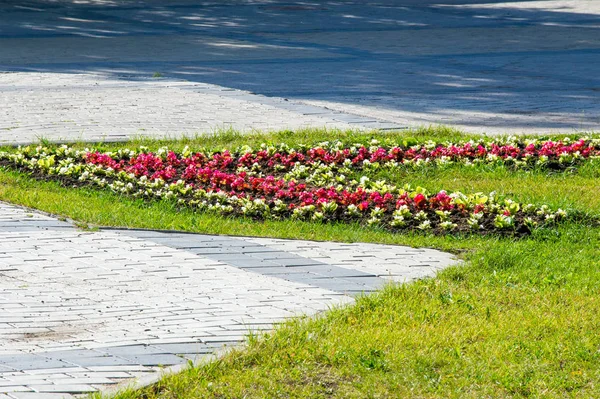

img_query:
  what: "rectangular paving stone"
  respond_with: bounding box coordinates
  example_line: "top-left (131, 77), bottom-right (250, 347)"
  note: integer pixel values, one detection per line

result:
top-left (98, 345), bottom-right (170, 357)
top-left (203, 254), bottom-right (252, 262)
top-left (115, 354), bottom-right (185, 366)
top-left (67, 371), bottom-right (131, 379)
top-left (238, 247), bottom-right (281, 253)
top-left (42, 350), bottom-right (105, 360)
top-left (306, 279), bottom-right (376, 293)
top-left (339, 276), bottom-right (389, 287)
top-left (261, 272), bottom-right (318, 281)
top-left (222, 259), bottom-right (280, 268)
top-left (111, 231), bottom-right (170, 239)
top-left (243, 267), bottom-right (314, 275)
top-left (0, 387), bottom-right (32, 393)
top-left (84, 365), bottom-right (152, 372)
top-left (47, 376), bottom-right (114, 384)
top-left (20, 368), bottom-right (88, 375)
top-left (27, 385), bottom-right (96, 393)
top-left (149, 343), bottom-right (213, 355)
top-left (62, 357), bottom-right (135, 368)
top-left (310, 267), bottom-right (377, 278)
top-left (276, 259), bottom-right (328, 267)
top-left (0, 374), bottom-right (69, 384)
top-left (247, 252), bottom-right (306, 261)
top-left (186, 247), bottom-right (237, 255)
top-left (200, 335), bottom-right (245, 343)
top-left (0, 356), bottom-right (72, 372)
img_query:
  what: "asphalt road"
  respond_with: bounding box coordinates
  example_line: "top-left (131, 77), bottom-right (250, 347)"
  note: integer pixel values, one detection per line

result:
top-left (0, 0), bottom-right (599, 140)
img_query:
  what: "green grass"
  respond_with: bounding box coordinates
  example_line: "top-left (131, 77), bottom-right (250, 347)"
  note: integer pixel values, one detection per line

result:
top-left (58, 125), bottom-right (475, 152)
top-left (34, 124), bottom-right (568, 155)
top-left (1, 128), bottom-right (600, 398)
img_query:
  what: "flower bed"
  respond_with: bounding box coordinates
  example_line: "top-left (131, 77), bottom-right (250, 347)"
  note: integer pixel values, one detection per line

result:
top-left (0, 137), bottom-right (580, 235)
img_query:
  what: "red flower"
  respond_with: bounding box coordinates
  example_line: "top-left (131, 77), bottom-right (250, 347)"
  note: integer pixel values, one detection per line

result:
top-left (413, 193), bottom-right (427, 210)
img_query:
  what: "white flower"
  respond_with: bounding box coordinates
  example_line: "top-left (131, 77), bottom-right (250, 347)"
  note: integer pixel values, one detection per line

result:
top-left (415, 211), bottom-right (428, 221)
top-left (321, 201), bottom-right (339, 214)
top-left (440, 221), bottom-right (457, 231)
top-left (417, 220), bottom-right (431, 230)
top-left (394, 205), bottom-right (411, 218)
top-left (494, 215), bottom-right (514, 229)
top-left (555, 209), bottom-right (567, 219)
top-left (345, 204), bottom-right (361, 217)
top-left (312, 212), bottom-right (324, 222)
top-left (389, 215), bottom-right (406, 227)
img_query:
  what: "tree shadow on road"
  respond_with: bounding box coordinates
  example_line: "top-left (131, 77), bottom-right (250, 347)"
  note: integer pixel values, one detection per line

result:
top-left (1, 0), bottom-right (599, 132)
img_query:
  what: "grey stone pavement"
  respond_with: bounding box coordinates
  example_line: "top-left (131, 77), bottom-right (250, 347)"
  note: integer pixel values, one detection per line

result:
top-left (0, 0), bottom-right (599, 143)
top-left (0, 202), bottom-right (459, 397)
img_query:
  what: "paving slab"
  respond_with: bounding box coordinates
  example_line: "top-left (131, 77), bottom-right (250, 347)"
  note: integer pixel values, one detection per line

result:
top-left (0, 202), bottom-right (459, 395)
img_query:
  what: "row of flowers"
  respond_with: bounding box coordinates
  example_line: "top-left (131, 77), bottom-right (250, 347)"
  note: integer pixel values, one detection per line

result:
top-left (87, 136), bottom-right (599, 173)
top-left (6, 137), bottom-right (598, 191)
top-left (0, 142), bottom-right (570, 235)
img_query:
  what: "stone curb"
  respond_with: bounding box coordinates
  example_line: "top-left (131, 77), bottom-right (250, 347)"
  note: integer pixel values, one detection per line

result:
top-left (97, 346), bottom-right (237, 398)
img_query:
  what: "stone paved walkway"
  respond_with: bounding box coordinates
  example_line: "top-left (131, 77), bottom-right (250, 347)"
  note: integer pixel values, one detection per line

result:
top-left (0, 0), bottom-right (599, 142)
top-left (0, 203), bottom-right (459, 397)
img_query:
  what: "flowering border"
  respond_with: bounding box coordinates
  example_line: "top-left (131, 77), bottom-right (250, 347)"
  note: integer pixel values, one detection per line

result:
top-left (0, 138), bottom-right (579, 235)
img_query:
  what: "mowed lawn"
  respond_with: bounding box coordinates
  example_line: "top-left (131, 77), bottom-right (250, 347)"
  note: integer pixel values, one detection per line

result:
top-left (0, 128), bottom-right (599, 398)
